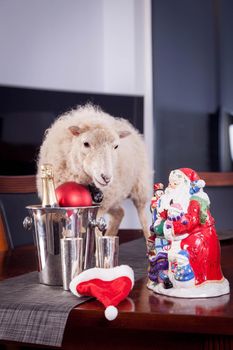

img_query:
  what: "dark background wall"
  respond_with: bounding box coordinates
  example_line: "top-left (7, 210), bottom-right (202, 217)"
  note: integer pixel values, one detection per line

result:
top-left (152, 0), bottom-right (233, 230)
top-left (220, 0), bottom-right (233, 111)
top-left (0, 86), bottom-right (143, 176)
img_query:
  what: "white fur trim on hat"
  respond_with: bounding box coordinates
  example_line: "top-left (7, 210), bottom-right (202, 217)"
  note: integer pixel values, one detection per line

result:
top-left (196, 179), bottom-right (205, 188)
top-left (69, 265), bottom-right (135, 297)
top-left (105, 306), bottom-right (118, 321)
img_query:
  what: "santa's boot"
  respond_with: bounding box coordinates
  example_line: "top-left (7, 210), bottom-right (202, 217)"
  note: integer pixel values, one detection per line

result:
top-left (159, 271), bottom-right (173, 289)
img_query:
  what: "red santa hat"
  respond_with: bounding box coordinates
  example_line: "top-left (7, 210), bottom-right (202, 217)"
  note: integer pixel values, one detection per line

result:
top-left (178, 168), bottom-right (205, 188)
top-left (69, 265), bottom-right (134, 321)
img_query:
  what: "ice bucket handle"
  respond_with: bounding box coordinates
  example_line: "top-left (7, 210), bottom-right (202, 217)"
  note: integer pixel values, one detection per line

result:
top-left (23, 216), bottom-right (33, 230)
top-left (89, 217), bottom-right (107, 233)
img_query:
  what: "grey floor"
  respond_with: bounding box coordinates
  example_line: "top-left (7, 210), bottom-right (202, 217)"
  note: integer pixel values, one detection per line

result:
top-left (119, 238), bottom-right (148, 281)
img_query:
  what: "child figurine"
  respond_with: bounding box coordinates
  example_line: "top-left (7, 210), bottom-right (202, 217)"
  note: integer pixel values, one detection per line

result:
top-left (148, 168), bottom-right (230, 298)
top-left (150, 183), bottom-right (164, 222)
top-left (147, 183), bottom-right (173, 290)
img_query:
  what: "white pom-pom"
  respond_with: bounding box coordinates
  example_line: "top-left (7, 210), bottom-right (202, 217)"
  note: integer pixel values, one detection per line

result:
top-left (197, 179), bottom-right (205, 188)
top-left (104, 306), bottom-right (118, 321)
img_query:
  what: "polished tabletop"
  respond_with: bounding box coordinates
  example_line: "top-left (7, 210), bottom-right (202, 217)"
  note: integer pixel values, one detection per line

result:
top-left (0, 236), bottom-right (233, 349)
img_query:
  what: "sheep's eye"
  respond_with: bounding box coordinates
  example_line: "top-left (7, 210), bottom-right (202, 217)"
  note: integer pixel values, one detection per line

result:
top-left (114, 145), bottom-right (119, 150)
top-left (84, 142), bottom-right (90, 148)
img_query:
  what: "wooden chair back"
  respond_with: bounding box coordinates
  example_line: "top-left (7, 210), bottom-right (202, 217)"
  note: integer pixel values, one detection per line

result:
top-left (0, 175), bottom-right (37, 251)
top-left (199, 172), bottom-right (233, 187)
top-left (0, 175), bottom-right (37, 193)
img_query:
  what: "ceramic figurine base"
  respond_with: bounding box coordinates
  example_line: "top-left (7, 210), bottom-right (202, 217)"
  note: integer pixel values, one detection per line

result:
top-left (147, 168), bottom-right (230, 299)
top-left (147, 278), bottom-right (230, 298)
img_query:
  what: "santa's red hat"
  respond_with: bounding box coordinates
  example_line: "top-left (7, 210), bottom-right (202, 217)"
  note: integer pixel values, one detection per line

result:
top-left (178, 168), bottom-right (205, 188)
top-left (69, 265), bottom-right (134, 321)
top-left (154, 183), bottom-right (164, 191)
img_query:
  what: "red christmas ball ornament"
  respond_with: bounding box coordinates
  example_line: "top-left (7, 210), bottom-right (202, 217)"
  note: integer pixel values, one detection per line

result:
top-left (55, 182), bottom-right (93, 207)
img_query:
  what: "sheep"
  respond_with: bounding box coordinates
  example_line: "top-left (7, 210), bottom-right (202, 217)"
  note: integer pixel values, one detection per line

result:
top-left (36, 104), bottom-right (151, 238)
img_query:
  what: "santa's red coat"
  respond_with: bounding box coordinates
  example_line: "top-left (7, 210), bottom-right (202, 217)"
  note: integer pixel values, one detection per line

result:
top-left (172, 199), bottom-right (223, 285)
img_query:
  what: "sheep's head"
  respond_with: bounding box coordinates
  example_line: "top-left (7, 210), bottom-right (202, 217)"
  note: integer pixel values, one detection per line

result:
top-left (68, 124), bottom-right (130, 188)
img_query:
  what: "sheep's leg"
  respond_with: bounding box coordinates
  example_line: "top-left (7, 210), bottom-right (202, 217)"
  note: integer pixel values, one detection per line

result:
top-left (105, 206), bottom-right (125, 236)
top-left (132, 199), bottom-right (150, 240)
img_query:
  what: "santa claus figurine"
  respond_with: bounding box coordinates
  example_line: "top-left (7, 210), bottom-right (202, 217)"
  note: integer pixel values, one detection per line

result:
top-left (150, 168), bottom-right (230, 298)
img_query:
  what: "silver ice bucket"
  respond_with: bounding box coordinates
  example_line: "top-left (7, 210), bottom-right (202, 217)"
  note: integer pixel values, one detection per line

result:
top-left (23, 205), bottom-right (106, 286)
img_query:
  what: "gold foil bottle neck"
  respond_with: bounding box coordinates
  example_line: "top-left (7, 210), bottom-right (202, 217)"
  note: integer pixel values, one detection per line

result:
top-left (41, 163), bottom-right (54, 179)
top-left (41, 164), bottom-right (58, 207)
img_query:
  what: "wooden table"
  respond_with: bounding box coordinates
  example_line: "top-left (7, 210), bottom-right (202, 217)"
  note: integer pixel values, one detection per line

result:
top-left (0, 235), bottom-right (233, 350)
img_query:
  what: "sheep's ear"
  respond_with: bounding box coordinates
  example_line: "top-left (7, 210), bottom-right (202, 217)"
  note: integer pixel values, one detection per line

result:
top-left (118, 130), bottom-right (131, 138)
top-left (68, 126), bottom-right (83, 136)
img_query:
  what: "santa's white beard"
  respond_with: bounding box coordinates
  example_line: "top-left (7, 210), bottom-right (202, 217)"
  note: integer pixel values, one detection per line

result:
top-left (159, 184), bottom-right (191, 214)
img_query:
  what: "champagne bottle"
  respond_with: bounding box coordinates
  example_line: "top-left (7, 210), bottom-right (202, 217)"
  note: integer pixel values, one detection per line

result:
top-left (41, 164), bottom-right (58, 207)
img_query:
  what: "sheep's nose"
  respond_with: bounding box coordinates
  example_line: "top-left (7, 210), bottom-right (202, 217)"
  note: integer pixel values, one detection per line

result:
top-left (101, 174), bottom-right (111, 184)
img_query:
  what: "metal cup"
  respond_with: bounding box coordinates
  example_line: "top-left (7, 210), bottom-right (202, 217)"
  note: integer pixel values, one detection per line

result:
top-left (96, 236), bottom-right (119, 268)
top-left (60, 237), bottom-right (83, 291)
